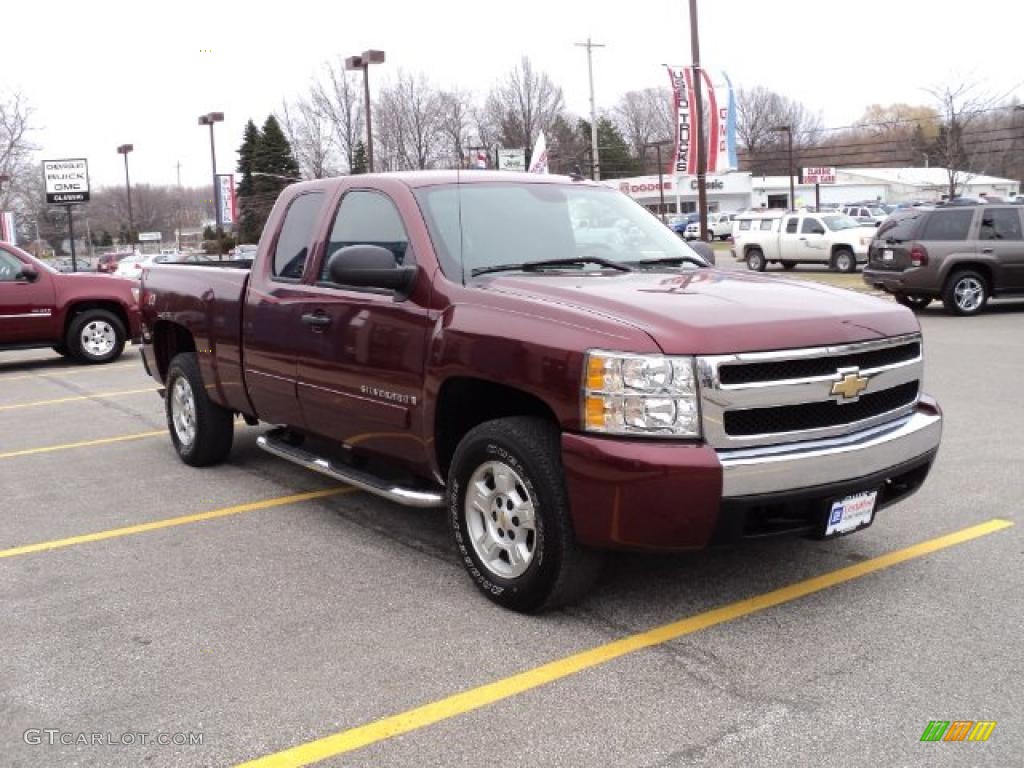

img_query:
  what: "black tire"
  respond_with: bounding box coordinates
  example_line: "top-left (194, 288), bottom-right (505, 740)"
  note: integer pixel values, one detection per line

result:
top-left (66, 309), bottom-right (126, 364)
top-left (832, 248), bottom-right (857, 273)
top-left (894, 294), bottom-right (932, 311)
top-left (448, 416), bottom-right (602, 613)
top-left (746, 248), bottom-right (767, 272)
top-left (165, 352), bottom-right (234, 466)
top-left (942, 270), bottom-right (989, 316)
top-left (781, 261), bottom-right (797, 271)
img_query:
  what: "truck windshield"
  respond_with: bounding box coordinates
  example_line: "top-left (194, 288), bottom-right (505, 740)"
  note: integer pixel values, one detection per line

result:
top-left (414, 182), bottom-right (705, 280)
top-left (822, 215), bottom-right (860, 231)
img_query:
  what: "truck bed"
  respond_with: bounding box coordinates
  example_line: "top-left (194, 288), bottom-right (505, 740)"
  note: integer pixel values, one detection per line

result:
top-left (141, 263), bottom-right (253, 415)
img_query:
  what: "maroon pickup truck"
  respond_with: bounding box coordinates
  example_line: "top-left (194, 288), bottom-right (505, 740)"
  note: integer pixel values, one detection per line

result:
top-left (140, 172), bottom-right (942, 612)
top-left (0, 243), bottom-right (141, 363)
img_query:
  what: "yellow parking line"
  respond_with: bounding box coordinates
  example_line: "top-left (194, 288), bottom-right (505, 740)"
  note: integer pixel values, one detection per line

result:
top-left (0, 430), bottom-right (166, 460)
top-left (0, 362), bottom-right (138, 382)
top-left (0, 388), bottom-right (154, 411)
top-left (236, 518), bottom-right (1013, 768)
top-left (0, 487), bottom-right (353, 560)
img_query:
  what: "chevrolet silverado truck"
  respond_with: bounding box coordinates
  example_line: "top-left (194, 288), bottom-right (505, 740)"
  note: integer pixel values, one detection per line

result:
top-left (139, 171), bottom-right (942, 612)
top-left (738, 210), bottom-right (877, 272)
top-left (0, 243), bottom-right (141, 363)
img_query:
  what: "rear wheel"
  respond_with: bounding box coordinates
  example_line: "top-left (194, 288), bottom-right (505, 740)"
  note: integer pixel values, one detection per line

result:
top-left (448, 417), bottom-right (601, 613)
top-left (67, 309), bottom-right (125, 364)
top-left (165, 352), bottom-right (234, 466)
top-left (894, 293), bottom-right (932, 311)
top-left (832, 248), bottom-right (856, 273)
top-left (942, 270), bottom-right (988, 316)
top-left (746, 248), bottom-right (766, 272)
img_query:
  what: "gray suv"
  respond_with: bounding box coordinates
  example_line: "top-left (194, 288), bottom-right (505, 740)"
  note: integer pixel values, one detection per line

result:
top-left (863, 205), bottom-right (1024, 315)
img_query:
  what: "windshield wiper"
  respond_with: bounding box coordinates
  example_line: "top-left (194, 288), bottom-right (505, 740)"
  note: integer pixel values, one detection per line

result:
top-left (627, 256), bottom-right (706, 269)
top-left (470, 257), bottom-right (633, 277)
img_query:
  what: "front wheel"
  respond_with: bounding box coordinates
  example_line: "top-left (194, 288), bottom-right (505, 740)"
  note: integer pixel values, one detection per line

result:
top-left (832, 248), bottom-right (857, 273)
top-left (165, 352), bottom-right (234, 466)
top-left (746, 249), bottom-right (766, 272)
top-left (448, 417), bottom-right (601, 613)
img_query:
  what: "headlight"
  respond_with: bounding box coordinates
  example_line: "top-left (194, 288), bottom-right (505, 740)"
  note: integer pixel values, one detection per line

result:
top-left (583, 350), bottom-right (700, 437)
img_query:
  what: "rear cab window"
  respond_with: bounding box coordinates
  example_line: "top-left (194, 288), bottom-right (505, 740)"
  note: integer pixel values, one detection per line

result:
top-left (272, 192), bottom-right (326, 280)
top-left (784, 217), bottom-right (799, 234)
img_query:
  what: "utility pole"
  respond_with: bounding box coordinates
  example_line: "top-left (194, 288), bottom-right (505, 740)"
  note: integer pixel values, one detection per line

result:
top-left (575, 37), bottom-right (605, 181)
top-left (688, 0), bottom-right (709, 241)
top-left (176, 161), bottom-right (183, 250)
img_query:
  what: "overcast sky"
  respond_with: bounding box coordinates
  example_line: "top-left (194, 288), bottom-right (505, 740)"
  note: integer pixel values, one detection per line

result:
top-left (7, 0), bottom-right (1022, 189)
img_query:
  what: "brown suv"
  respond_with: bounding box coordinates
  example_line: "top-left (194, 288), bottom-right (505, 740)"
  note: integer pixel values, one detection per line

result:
top-left (863, 205), bottom-right (1024, 315)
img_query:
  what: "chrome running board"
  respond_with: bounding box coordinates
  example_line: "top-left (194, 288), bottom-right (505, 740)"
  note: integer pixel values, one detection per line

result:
top-left (256, 430), bottom-right (445, 508)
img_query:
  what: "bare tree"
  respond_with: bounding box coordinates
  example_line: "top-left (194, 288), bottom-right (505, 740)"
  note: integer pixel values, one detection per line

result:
top-left (311, 59), bottom-right (364, 173)
top-left (0, 91), bottom-right (37, 212)
top-left (374, 71), bottom-right (445, 170)
top-left (438, 89), bottom-right (474, 167)
top-left (279, 98), bottom-right (336, 178)
top-left (736, 86), bottom-right (821, 174)
top-left (927, 81), bottom-right (1000, 197)
top-left (613, 87), bottom-right (674, 160)
top-left (485, 57), bottom-right (565, 160)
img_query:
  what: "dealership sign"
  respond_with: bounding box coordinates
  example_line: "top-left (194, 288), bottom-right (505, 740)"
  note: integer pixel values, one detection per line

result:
top-left (216, 174), bottom-right (237, 226)
top-left (498, 149), bottom-right (526, 172)
top-left (43, 159), bottom-right (91, 204)
top-left (801, 167), bottom-right (836, 184)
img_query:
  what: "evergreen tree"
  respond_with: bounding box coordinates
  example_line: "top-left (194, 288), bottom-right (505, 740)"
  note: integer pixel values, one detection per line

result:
top-left (250, 115), bottom-right (301, 238)
top-left (100, 230), bottom-right (113, 247)
top-left (350, 141), bottom-right (368, 175)
top-left (596, 117), bottom-right (642, 178)
top-left (236, 119), bottom-right (263, 244)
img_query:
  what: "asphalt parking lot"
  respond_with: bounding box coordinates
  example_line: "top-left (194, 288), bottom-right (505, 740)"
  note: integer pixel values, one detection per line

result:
top-left (1, 280), bottom-right (1021, 767)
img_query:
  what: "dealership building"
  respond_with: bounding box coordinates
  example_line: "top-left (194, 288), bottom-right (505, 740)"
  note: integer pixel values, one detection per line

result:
top-left (607, 167), bottom-right (1021, 215)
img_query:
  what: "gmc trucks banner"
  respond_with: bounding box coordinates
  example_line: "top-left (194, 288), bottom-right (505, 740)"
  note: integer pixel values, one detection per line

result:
top-left (665, 66), bottom-right (737, 176)
top-left (43, 158), bottom-right (91, 204)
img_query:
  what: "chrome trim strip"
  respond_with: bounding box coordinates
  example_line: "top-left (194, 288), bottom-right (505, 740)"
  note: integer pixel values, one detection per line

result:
top-left (0, 311), bottom-right (53, 318)
top-left (719, 407), bottom-right (942, 497)
top-left (257, 431), bottom-right (444, 508)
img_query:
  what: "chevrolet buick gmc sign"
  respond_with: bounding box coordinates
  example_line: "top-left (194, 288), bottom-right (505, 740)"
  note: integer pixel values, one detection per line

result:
top-left (43, 159), bottom-right (91, 204)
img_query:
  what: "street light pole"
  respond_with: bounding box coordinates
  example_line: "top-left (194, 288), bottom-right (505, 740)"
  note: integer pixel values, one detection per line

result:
top-left (116, 144), bottom-right (134, 247)
top-left (346, 50), bottom-right (386, 173)
top-left (198, 112), bottom-right (225, 239)
top-left (575, 37), bottom-right (605, 181)
top-left (772, 125), bottom-right (795, 208)
top-left (688, 0), bottom-right (709, 241)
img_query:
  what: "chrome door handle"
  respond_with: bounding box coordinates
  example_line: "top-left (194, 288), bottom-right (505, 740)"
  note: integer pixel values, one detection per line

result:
top-left (300, 312), bottom-right (331, 329)
top-left (981, 248), bottom-right (994, 254)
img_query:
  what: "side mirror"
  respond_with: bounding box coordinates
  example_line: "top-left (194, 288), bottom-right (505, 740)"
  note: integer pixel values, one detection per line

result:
top-left (327, 244), bottom-right (416, 296)
top-left (689, 240), bottom-right (716, 265)
top-left (17, 266), bottom-right (39, 283)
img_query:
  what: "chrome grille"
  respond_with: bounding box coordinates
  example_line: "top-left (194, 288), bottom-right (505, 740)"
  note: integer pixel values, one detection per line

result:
top-left (697, 334), bottom-right (923, 449)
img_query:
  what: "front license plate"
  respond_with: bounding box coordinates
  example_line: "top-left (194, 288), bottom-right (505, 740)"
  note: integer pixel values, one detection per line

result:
top-left (825, 491), bottom-right (878, 537)
top-left (882, 249), bottom-right (894, 260)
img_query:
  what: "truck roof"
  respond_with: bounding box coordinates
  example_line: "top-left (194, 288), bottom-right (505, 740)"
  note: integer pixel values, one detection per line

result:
top-left (286, 170), bottom-right (601, 193)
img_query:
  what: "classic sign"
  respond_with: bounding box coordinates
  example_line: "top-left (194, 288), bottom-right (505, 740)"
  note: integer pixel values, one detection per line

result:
top-left (43, 159), bottom-right (91, 204)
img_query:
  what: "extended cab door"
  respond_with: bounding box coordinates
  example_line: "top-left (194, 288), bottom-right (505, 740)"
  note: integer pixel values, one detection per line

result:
top-left (0, 247), bottom-right (58, 344)
top-left (292, 188), bottom-right (433, 467)
top-left (242, 190), bottom-right (328, 428)
top-left (778, 215), bottom-right (801, 259)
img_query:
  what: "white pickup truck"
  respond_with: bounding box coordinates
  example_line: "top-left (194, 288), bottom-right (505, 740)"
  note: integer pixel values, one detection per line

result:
top-left (735, 211), bottom-right (877, 272)
top-left (684, 212), bottom-right (734, 240)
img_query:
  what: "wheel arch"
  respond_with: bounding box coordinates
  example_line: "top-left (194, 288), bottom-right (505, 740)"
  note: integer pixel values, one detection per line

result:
top-left (64, 300), bottom-right (130, 339)
top-left (151, 320), bottom-right (197, 383)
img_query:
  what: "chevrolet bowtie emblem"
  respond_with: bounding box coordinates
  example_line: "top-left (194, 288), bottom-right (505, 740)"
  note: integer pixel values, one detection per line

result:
top-left (831, 369), bottom-right (870, 402)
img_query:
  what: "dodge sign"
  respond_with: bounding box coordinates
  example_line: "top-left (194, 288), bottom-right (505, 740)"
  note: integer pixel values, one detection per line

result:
top-left (43, 159), bottom-right (91, 204)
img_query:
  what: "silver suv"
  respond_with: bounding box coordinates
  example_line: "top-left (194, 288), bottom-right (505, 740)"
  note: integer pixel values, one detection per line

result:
top-left (862, 205), bottom-right (1024, 315)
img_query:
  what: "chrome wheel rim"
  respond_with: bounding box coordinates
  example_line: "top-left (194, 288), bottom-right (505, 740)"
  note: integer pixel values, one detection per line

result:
top-left (748, 253), bottom-right (762, 270)
top-left (171, 377), bottom-right (197, 447)
top-left (464, 460), bottom-right (537, 579)
top-left (81, 320), bottom-right (116, 358)
top-left (954, 277), bottom-right (984, 312)
top-left (837, 253), bottom-right (852, 271)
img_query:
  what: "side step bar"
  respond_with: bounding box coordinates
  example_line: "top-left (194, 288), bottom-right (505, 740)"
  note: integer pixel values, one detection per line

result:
top-left (256, 430), bottom-right (445, 509)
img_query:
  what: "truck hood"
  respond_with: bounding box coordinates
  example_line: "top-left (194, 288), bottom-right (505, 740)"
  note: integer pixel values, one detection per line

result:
top-left (483, 269), bottom-right (919, 355)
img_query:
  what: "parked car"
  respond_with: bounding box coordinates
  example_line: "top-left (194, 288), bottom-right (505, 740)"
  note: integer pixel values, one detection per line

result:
top-left (0, 243), bottom-right (141, 363)
top-left (53, 257), bottom-right (95, 273)
top-left (140, 171), bottom-right (942, 612)
top-left (684, 212), bottom-right (734, 240)
top-left (738, 211), bottom-right (877, 272)
top-left (863, 204), bottom-right (1024, 315)
top-left (97, 251), bottom-right (135, 273)
top-left (230, 244), bottom-right (258, 260)
top-left (730, 211), bottom-right (784, 261)
top-left (669, 212), bottom-right (700, 236)
top-left (841, 205), bottom-right (887, 226)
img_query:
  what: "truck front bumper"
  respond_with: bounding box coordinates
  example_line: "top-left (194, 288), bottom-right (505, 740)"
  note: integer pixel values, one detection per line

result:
top-left (561, 397), bottom-right (942, 551)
